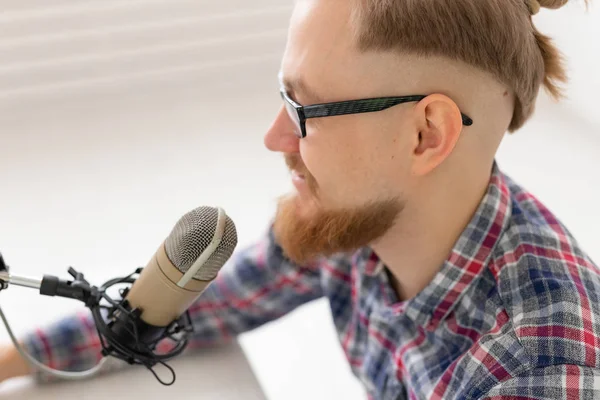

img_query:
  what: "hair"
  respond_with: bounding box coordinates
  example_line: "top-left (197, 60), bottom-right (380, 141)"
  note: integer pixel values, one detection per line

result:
top-left (351, 0), bottom-right (585, 132)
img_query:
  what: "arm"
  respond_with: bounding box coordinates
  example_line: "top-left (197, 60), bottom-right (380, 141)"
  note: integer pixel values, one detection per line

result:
top-left (183, 227), bottom-right (324, 349)
top-left (480, 364), bottom-right (600, 399)
top-left (2, 226), bottom-right (323, 383)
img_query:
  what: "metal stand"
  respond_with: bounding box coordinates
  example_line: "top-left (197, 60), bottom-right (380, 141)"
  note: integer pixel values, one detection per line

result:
top-left (0, 252), bottom-right (193, 386)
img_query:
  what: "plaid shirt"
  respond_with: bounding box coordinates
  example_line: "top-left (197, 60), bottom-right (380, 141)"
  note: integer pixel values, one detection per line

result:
top-left (23, 162), bottom-right (600, 399)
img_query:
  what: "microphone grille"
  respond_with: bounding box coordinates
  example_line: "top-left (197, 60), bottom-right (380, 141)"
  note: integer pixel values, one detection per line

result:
top-left (165, 206), bottom-right (238, 281)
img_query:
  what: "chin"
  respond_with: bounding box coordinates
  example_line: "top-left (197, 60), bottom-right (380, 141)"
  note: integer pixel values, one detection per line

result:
top-left (273, 191), bottom-right (403, 265)
top-left (286, 190), bottom-right (318, 216)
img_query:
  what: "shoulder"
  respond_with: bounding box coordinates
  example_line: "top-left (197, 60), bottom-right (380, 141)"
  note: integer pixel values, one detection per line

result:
top-left (446, 175), bottom-right (600, 399)
top-left (490, 175), bottom-right (600, 369)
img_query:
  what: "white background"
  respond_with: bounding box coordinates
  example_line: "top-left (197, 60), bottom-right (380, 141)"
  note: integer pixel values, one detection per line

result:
top-left (0, 1), bottom-right (598, 399)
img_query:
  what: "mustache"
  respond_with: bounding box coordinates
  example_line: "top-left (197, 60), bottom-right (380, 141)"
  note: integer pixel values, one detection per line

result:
top-left (285, 154), bottom-right (305, 174)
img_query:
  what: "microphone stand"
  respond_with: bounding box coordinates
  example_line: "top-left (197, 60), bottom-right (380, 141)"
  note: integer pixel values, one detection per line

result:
top-left (0, 252), bottom-right (193, 386)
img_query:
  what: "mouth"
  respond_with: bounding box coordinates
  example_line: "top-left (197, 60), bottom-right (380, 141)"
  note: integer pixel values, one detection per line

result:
top-left (291, 170), bottom-right (306, 181)
top-left (290, 170), bottom-right (309, 196)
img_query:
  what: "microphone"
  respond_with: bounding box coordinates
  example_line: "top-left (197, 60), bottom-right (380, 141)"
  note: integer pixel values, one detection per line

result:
top-left (107, 206), bottom-right (238, 347)
top-left (0, 205), bottom-right (238, 385)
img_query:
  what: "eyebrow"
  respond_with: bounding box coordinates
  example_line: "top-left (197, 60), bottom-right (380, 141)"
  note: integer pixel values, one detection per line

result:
top-left (279, 73), bottom-right (324, 104)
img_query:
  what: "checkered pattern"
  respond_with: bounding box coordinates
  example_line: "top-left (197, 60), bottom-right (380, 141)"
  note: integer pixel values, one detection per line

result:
top-left (22, 162), bottom-right (600, 399)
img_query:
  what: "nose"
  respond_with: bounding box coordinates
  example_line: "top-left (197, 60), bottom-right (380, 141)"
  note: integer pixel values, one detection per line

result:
top-left (264, 106), bottom-right (301, 153)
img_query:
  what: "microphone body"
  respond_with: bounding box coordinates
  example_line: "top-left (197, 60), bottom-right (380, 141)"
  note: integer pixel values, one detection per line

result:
top-left (107, 242), bottom-right (213, 345)
top-left (126, 242), bottom-right (212, 326)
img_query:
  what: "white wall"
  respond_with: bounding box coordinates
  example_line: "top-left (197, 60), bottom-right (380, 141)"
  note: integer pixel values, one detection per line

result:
top-left (535, 1), bottom-right (600, 127)
top-left (0, 0), bottom-right (292, 99)
top-left (0, 2), bottom-right (598, 400)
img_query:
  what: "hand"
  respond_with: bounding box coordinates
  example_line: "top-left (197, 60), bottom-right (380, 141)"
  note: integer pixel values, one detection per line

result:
top-left (0, 343), bottom-right (32, 383)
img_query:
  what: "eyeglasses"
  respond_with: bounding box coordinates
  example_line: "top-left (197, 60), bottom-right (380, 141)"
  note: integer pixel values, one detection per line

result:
top-left (280, 87), bottom-right (473, 139)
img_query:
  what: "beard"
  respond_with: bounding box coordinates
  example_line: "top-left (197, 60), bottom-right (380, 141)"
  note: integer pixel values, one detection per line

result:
top-left (273, 154), bottom-right (404, 265)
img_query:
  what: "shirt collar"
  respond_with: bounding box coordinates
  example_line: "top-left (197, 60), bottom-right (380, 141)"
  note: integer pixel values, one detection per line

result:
top-left (358, 161), bottom-right (513, 330)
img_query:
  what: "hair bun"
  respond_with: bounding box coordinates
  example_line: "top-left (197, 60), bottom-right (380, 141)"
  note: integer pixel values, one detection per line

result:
top-left (526, 0), bottom-right (569, 15)
top-left (538, 0), bottom-right (569, 10)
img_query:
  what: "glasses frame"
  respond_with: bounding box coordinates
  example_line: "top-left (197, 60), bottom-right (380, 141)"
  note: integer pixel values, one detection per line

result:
top-left (280, 87), bottom-right (473, 139)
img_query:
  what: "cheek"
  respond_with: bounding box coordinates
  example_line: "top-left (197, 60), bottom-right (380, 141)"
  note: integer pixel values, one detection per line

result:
top-left (299, 114), bottom-right (410, 206)
top-left (300, 134), bottom-right (377, 206)
top-left (299, 138), bottom-right (340, 197)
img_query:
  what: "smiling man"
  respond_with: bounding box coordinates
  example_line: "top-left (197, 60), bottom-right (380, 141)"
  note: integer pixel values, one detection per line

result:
top-left (2, 0), bottom-right (600, 399)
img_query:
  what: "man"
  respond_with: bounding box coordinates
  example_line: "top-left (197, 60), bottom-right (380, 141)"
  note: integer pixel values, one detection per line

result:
top-left (1, 0), bottom-right (599, 398)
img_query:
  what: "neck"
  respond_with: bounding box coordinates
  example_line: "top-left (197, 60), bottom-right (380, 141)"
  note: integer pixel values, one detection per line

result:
top-left (370, 161), bottom-right (494, 302)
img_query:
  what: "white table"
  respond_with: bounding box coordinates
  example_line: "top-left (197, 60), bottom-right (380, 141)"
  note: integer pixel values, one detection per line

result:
top-left (0, 342), bottom-right (267, 400)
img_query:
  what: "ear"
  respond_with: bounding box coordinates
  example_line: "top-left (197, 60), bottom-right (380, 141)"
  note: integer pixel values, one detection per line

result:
top-left (411, 94), bottom-right (464, 176)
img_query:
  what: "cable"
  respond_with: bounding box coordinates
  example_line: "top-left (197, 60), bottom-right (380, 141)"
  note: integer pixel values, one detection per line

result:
top-left (0, 304), bottom-right (107, 380)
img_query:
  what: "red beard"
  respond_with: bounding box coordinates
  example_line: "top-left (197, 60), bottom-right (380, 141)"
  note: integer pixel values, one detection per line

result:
top-left (273, 154), bottom-right (403, 264)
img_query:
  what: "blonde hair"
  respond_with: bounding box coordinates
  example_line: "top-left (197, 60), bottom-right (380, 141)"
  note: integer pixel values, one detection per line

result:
top-left (351, 0), bottom-right (582, 132)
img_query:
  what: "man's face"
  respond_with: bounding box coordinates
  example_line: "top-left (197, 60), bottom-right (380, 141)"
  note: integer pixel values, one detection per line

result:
top-left (264, 0), bottom-right (416, 264)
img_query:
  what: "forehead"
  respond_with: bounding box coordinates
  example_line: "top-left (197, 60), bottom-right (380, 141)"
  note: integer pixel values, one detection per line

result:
top-left (280, 0), bottom-right (409, 102)
top-left (280, 0), bottom-right (361, 96)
